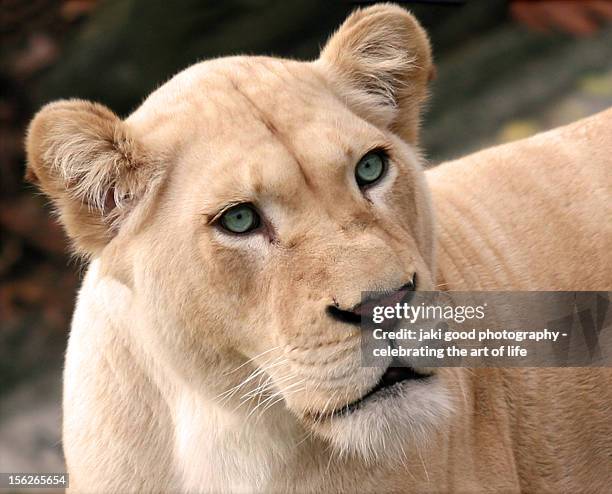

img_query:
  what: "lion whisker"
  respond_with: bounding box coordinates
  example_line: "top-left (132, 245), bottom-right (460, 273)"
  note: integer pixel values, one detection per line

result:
top-left (215, 355), bottom-right (287, 404)
top-left (247, 379), bottom-right (305, 421)
top-left (222, 345), bottom-right (283, 376)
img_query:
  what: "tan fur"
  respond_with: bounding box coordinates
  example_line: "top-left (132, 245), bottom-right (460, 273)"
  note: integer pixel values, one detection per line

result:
top-left (25, 4), bottom-right (611, 493)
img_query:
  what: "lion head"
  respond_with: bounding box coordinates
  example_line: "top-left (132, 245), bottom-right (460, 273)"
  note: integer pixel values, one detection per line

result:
top-left (26, 4), bottom-right (454, 462)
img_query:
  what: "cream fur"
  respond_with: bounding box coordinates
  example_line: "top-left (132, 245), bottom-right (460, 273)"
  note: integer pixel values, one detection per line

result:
top-left (25, 4), bottom-right (611, 493)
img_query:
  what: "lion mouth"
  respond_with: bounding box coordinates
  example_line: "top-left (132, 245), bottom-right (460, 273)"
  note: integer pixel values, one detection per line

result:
top-left (327, 363), bottom-right (430, 418)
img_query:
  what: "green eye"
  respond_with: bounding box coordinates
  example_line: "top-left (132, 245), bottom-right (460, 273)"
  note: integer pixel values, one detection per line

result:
top-left (355, 151), bottom-right (386, 187)
top-left (219, 204), bottom-right (260, 234)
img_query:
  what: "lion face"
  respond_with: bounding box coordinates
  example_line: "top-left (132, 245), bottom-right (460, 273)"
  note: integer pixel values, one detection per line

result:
top-left (26, 5), bottom-right (453, 459)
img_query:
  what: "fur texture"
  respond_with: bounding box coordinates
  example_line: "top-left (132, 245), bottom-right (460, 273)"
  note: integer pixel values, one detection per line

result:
top-left (25, 4), bottom-right (611, 493)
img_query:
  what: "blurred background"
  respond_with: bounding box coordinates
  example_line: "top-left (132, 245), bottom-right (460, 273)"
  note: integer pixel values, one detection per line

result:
top-left (1, 0), bottom-right (612, 487)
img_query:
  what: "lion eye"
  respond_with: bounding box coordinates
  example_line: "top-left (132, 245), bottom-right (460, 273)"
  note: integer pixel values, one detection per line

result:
top-left (219, 204), bottom-right (260, 234)
top-left (355, 151), bottom-right (386, 187)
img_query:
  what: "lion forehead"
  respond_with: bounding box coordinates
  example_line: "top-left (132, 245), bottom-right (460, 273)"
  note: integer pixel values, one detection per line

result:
top-left (127, 57), bottom-right (339, 146)
top-left (126, 57), bottom-right (388, 209)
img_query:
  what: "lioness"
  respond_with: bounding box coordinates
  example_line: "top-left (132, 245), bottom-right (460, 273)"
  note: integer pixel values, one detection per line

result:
top-left (25, 4), bottom-right (611, 493)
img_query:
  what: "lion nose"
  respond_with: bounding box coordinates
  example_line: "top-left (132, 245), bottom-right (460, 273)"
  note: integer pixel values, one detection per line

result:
top-left (326, 274), bottom-right (416, 326)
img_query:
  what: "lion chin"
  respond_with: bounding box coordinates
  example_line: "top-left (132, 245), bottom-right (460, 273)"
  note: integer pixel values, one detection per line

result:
top-left (303, 371), bottom-right (454, 462)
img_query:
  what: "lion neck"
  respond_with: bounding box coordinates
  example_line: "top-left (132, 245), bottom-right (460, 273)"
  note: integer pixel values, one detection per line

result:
top-left (170, 388), bottom-right (311, 492)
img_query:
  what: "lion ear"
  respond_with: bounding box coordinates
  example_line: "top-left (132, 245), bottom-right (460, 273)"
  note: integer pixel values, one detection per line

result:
top-left (319, 4), bottom-right (433, 144)
top-left (25, 99), bottom-right (161, 257)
